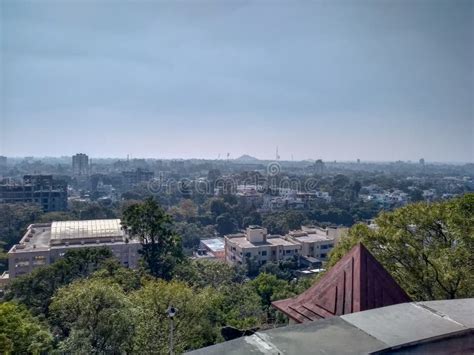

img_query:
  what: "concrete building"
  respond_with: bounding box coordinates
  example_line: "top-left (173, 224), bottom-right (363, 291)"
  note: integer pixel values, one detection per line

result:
top-left (72, 153), bottom-right (89, 176)
top-left (285, 226), bottom-right (338, 261)
top-left (122, 168), bottom-right (154, 187)
top-left (199, 238), bottom-right (225, 260)
top-left (7, 219), bottom-right (141, 279)
top-left (225, 226), bottom-right (301, 266)
top-left (0, 175), bottom-right (68, 211)
top-left (0, 156), bottom-right (7, 173)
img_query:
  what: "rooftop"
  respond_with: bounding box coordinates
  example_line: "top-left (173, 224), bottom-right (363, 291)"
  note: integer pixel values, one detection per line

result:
top-left (272, 243), bottom-right (411, 323)
top-left (187, 298), bottom-right (474, 354)
top-left (9, 219), bottom-right (133, 253)
top-left (226, 235), bottom-right (299, 248)
top-left (200, 238), bottom-right (225, 252)
top-left (51, 219), bottom-right (123, 241)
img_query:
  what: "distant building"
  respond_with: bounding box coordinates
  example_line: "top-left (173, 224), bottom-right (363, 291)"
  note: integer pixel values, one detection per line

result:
top-left (199, 238), bottom-right (225, 260)
top-left (7, 219), bottom-right (141, 279)
top-left (285, 226), bottom-right (339, 261)
top-left (122, 168), bottom-right (154, 187)
top-left (419, 158), bottom-right (425, 166)
top-left (72, 153), bottom-right (89, 176)
top-left (0, 175), bottom-right (67, 211)
top-left (236, 185), bottom-right (263, 208)
top-left (225, 226), bottom-right (301, 266)
top-left (314, 159), bottom-right (325, 174)
top-left (0, 156), bottom-right (7, 172)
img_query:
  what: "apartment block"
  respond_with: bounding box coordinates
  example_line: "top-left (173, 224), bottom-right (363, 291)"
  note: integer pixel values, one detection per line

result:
top-left (225, 225), bottom-right (346, 267)
top-left (225, 226), bottom-right (302, 265)
top-left (72, 153), bottom-right (89, 176)
top-left (285, 226), bottom-right (337, 261)
top-left (0, 175), bottom-right (68, 212)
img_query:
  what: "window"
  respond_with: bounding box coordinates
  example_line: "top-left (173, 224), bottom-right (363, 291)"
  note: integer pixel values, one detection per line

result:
top-left (261, 251), bottom-right (267, 256)
top-left (15, 260), bottom-right (30, 267)
top-left (33, 255), bottom-right (46, 266)
top-left (320, 253), bottom-right (327, 258)
top-left (245, 252), bottom-right (251, 258)
top-left (285, 250), bottom-right (291, 254)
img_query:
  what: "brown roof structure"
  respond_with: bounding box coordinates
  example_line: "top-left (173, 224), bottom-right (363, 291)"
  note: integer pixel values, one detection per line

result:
top-left (272, 243), bottom-right (411, 323)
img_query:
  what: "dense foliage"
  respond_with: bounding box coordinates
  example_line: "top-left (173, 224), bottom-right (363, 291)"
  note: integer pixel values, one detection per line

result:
top-left (121, 198), bottom-right (184, 279)
top-left (0, 302), bottom-right (53, 354)
top-left (328, 194), bottom-right (474, 300)
top-left (5, 248), bottom-right (114, 315)
top-left (1, 195), bottom-right (472, 353)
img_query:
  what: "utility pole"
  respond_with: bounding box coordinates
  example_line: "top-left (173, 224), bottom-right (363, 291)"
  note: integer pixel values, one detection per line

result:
top-left (167, 305), bottom-right (177, 355)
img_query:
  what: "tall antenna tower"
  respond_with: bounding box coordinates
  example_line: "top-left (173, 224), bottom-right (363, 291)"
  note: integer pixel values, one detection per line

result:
top-left (276, 146), bottom-right (280, 161)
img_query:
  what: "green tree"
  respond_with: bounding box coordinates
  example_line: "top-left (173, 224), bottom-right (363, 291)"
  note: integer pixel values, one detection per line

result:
top-left (0, 204), bottom-right (44, 271)
top-left (49, 278), bottom-right (135, 354)
top-left (90, 258), bottom-right (143, 292)
top-left (216, 283), bottom-right (264, 330)
top-left (121, 197), bottom-right (184, 280)
top-left (250, 273), bottom-right (293, 309)
top-left (249, 273), bottom-right (295, 324)
top-left (216, 213), bottom-right (238, 235)
top-left (0, 302), bottom-right (53, 354)
top-left (409, 188), bottom-right (424, 202)
top-left (209, 198), bottom-right (229, 217)
top-left (328, 194), bottom-right (474, 300)
top-left (174, 259), bottom-right (245, 289)
top-left (130, 279), bottom-right (220, 353)
top-left (6, 248), bottom-right (113, 315)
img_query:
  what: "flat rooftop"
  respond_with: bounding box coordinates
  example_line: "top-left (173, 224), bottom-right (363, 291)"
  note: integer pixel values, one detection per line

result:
top-left (292, 234), bottom-right (333, 243)
top-left (187, 299), bottom-right (474, 354)
top-left (200, 238), bottom-right (225, 252)
top-left (226, 236), bottom-right (299, 248)
top-left (9, 219), bottom-right (130, 253)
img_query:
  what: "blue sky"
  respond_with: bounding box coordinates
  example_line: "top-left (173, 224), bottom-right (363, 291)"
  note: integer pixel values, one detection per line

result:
top-left (1, 0), bottom-right (473, 161)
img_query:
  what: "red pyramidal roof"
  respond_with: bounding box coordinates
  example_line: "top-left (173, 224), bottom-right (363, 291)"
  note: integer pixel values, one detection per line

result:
top-left (272, 243), bottom-right (411, 323)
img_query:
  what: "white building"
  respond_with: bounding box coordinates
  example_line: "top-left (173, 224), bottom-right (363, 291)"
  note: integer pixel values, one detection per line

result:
top-left (225, 225), bottom-right (347, 267)
top-left (225, 226), bottom-right (301, 266)
top-left (285, 226), bottom-right (340, 261)
top-left (7, 219), bottom-right (141, 279)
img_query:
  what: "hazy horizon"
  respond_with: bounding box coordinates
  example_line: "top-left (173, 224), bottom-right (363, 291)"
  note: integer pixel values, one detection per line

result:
top-left (2, 154), bottom-right (472, 165)
top-left (2, 0), bottom-right (473, 162)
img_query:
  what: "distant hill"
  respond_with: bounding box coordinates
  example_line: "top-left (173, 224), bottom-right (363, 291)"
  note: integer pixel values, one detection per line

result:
top-left (235, 154), bottom-right (260, 163)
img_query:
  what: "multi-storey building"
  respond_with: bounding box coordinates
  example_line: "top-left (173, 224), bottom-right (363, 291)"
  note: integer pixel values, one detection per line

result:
top-left (7, 219), bottom-right (141, 279)
top-left (0, 156), bottom-right (7, 173)
top-left (0, 175), bottom-right (68, 211)
top-left (284, 226), bottom-right (338, 261)
top-left (199, 238), bottom-right (225, 260)
top-left (225, 226), bottom-right (302, 266)
top-left (121, 168), bottom-right (154, 187)
top-left (72, 153), bottom-right (89, 176)
top-left (225, 225), bottom-right (346, 267)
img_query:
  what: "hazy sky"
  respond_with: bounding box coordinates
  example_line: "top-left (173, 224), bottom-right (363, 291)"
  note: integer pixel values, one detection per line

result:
top-left (1, 0), bottom-right (473, 162)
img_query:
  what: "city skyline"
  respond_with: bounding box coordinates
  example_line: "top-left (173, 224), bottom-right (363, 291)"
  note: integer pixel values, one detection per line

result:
top-left (2, 0), bottom-right (473, 162)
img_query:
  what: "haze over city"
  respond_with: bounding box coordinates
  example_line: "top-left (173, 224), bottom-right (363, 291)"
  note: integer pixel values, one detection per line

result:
top-left (1, 1), bottom-right (474, 354)
top-left (2, 0), bottom-right (473, 162)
